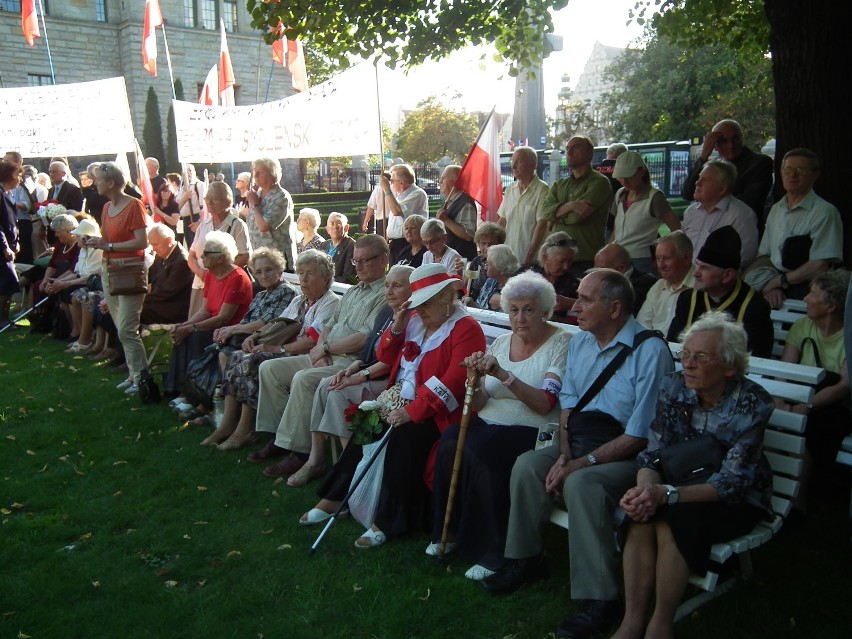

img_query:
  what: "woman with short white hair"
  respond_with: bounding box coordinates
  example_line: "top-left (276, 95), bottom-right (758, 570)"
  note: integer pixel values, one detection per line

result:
top-left (469, 244), bottom-right (519, 310)
top-left (421, 218), bottom-right (462, 276)
top-left (245, 157), bottom-right (297, 272)
top-left (296, 207), bottom-right (324, 254)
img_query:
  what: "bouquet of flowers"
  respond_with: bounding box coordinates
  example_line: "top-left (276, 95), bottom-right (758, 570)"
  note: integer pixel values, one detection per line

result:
top-left (34, 200), bottom-right (67, 224)
top-left (344, 400), bottom-right (387, 446)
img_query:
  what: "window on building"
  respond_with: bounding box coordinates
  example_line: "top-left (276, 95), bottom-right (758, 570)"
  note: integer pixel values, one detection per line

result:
top-left (200, 0), bottom-right (218, 30)
top-left (2, 1), bottom-right (23, 12)
top-left (223, 0), bottom-right (237, 32)
top-left (95, 0), bottom-right (107, 22)
top-left (183, 0), bottom-right (196, 28)
top-left (27, 74), bottom-right (52, 86)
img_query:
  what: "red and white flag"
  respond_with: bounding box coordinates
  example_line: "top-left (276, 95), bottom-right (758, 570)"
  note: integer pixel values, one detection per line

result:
top-left (142, 0), bottom-right (163, 76)
top-left (288, 38), bottom-right (309, 93)
top-left (455, 109), bottom-right (503, 222)
top-left (271, 20), bottom-right (286, 67)
top-left (218, 19), bottom-right (235, 107)
top-left (22, 0), bottom-right (40, 47)
top-left (199, 65), bottom-right (219, 106)
top-left (134, 139), bottom-right (154, 206)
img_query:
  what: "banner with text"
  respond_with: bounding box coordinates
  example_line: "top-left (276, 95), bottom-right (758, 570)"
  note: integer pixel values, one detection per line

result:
top-left (0, 77), bottom-right (136, 157)
top-left (173, 62), bottom-right (381, 162)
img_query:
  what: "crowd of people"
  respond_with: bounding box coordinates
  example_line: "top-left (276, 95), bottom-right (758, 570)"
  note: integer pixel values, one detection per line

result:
top-left (2, 122), bottom-right (850, 639)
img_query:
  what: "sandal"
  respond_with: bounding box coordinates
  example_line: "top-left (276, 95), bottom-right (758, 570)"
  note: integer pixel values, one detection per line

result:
top-left (286, 462), bottom-right (328, 487)
top-left (425, 541), bottom-right (456, 557)
top-left (68, 342), bottom-right (92, 354)
top-left (354, 528), bottom-right (386, 549)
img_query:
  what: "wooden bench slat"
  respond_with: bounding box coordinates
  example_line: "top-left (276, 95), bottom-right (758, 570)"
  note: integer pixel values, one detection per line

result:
top-left (765, 451), bottom-right (804, 477)
top-left (763, 429), bottom-right (806, 455)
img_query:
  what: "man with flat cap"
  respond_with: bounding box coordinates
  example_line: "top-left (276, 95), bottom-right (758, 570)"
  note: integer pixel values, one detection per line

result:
top-left (667, 225), bottom-right (773, 357)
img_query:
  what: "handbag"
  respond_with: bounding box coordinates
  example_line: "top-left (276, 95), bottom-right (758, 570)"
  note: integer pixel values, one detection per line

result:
top-left (800, 337), bottom-right (842, 391)
top-left (138, 368), bottom-right (161, 404)
top-left (254, 317), bottom-right (302, 346)
top-left (183, 344), bottom-right (222, 407)
top-left (656, 435), bottom-right (725, 486)
top-left (107, 256), bottom-right (147, 295)
top-left (386, 213), bottom-right (405, 239)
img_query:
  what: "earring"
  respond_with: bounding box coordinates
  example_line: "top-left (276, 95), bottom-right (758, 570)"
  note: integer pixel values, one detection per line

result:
top-left (446, 305), bottom-right (451, 318)
top-left (541, 317), bottom-right (548, 323)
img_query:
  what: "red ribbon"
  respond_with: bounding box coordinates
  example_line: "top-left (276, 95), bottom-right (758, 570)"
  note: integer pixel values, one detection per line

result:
top-left (410, 272), bottom-right (461, 292)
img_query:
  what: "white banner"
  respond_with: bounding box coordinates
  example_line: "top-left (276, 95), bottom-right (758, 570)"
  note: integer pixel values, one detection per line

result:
top-left (0, 77), bottom-right (136, 157)
top-left (173, 62), bottom-right (381, 162)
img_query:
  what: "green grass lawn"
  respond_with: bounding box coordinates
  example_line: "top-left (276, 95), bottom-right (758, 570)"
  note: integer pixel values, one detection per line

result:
top-left (1, 328), bottom-right (851, 638)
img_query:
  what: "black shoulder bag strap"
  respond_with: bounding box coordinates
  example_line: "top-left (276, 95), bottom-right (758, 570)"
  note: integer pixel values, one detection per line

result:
top-left (572, 330), bottom-right (668, 414)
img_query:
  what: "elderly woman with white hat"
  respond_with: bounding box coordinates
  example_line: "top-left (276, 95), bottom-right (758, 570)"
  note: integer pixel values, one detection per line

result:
top-left (609, 150), bottom-right (680, 273)
top-left (359, 264), bottom-right (486, 547)
top-left (298, 264), bottom-right (486, 548)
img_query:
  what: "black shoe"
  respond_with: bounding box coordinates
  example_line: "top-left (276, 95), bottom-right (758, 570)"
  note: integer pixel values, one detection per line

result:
top-left (555, 600), bottom-right (624, 639)
top-left (480, 556), bottom-right (544, 594)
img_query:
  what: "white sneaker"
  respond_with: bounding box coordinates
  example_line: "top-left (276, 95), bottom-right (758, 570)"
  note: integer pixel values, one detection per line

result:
top-left (464, 564), bottom-right (496, 581)
top-left (173, 402), bottom-right (194, 413)
top-left (169, 396), bottom-right (187, 408)
top-left (116, 379), bottom-right (134, 390)
top-left (424, 541), bottom-right (456, 557)
top-left (124, 384), bottom-right (139, 395)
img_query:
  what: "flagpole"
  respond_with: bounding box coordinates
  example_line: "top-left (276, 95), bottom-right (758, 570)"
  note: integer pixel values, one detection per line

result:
top-left (35, 0), bottom-right (56, 84)
top-left (160, 24), bottom-right (177, 100)
top-left (264, 58), bottom-right (275, 102)
top-left (374, 61), bottom-right (385, 168)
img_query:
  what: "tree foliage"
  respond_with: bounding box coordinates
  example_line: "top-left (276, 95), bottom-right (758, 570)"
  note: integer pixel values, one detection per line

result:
top-left (142, 87), bottom-right (166, 165)
top-left (247, 0), bottom-right (569, 75)
top-left (395, 98), bottom-right (479, 164)
top-left (598, 32), bottom-right (774, 147)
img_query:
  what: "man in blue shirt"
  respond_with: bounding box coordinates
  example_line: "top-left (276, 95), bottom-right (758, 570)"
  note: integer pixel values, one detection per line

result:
top-left (482, 269), bottom-right (674, 639)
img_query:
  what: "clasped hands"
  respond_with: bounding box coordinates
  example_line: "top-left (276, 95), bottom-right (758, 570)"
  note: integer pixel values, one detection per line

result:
top-left (620, 483), bottom-right (666, 523)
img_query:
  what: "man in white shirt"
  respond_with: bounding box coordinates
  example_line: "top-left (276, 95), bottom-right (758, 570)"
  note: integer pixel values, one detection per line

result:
top-left (381, 163), bottom-right (428, 263)
top-left (637, 231), bottom-right (695, 333)
top-left (681, 159), bottom-right (758, 268)
top-left (497, 146), bottom-right (549, 267)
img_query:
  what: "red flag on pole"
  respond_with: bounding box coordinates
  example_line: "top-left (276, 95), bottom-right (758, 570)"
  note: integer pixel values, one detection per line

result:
top-left (199, 65), bottom-right (219, 106)
top-left (271, 20), bottom-right (286, 67)
top-left (219, 19), bottom-right (235, 106)
top-left (142, 0), bottom-right (163, 76)
top-left (22, 0), bottom-right (40, 47)
top-left (288, 38), bottom-right (309, 93)
top-left (455, 109), bottom-right (504, 222)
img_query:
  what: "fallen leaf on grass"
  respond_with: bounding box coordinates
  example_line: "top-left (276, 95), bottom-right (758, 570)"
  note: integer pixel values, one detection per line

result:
top-left (2, 611), bottom-right (14, 618)
top-left (136, 432), bottom-right (142, 441)
top-left (38, 464), bottom-right (49, 473)
top-left (261, 529), bottom-right (274, 535)
top-left (69, 365), bottom-right (80, 372)
top-left (48, 407), bottom-right (54, 413)
top-left (91, 581), bottom-right (100, 588)
top-left (113, 460), bottom-right (127, 466)
top-left (197, 486), bottom-right (208, 492)
top-left (73, 467), bottom-right (85, 476)
top-left (197, 579), bottom-right (206, 587)
top-left (418, 588), bottom-right (431, 602)
top-left (78, 532), bottom-right (92, 541)
top-left (18, 408), bottom-right (27, 415)
top-left (113, 491), bottom-right (122, 497)
top-left (11, 503), bottom-right (23, 509)
top-left (1, 508), bottom-right (10, 515)
top-left (276, 544), bottom-right (291, 551)
top-left (352, 583), bottom-right (361, 592)
top-left (226, 550), bottom-right (242, 559)
top-left (5, 435), bottom-right (14, 441)
top-left (273, 477), bottom-right (284, 485)
top-left (193, 521), bottom-right (208, 525)
top-left (58, 455), bottom-right (68, 461)
top-left (164, 580), bottom-right (178, 588)
top-left (271, 490), bottom-right (279, 497)
top-left (25, 450), bottom-right (35, 456)
top-left (183, 534), bottom-right (191, 540)
top-left (17, 632), bottom-right (31, 638)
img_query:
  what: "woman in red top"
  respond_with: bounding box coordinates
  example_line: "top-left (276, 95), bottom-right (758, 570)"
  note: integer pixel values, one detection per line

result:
top-left (166, 230), bottom-right (253, 407)
top-left (85, 162), bottom-right (149, 394)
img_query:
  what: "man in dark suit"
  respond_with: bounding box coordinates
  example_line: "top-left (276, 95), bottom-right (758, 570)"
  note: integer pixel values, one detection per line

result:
top-left (48, 161), bottom-right (84, 211)
top-left (140, 223), bottom-right (193, 325)
top-left (593, 242), bottom-right (657, 315)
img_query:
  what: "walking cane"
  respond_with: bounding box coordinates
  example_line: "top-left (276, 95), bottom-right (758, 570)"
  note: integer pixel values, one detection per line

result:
top-left (437, 367), bottom-right (482, 560)
top-left (0, 295), bottom-right (49, 335)
top-left (309, 425), bottom-right (394, 555)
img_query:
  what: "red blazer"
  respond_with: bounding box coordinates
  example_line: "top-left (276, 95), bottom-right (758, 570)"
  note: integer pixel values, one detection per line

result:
top-left (377, 315), bottom-right (485, 433)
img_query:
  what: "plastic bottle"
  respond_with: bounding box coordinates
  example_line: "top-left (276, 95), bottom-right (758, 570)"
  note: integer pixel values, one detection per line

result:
top-left (213, 385), bottom-right (224, 428)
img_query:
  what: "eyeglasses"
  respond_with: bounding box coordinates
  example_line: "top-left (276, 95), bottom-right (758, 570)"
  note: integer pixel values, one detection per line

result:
top-left (202, 250), bottom-right (222, 256)
top-left (676, 350), bottom-right (718, 365)
top-left (351, 254), bottom-right (383, 267)
top-left (781, 167), bottom-right (813, 176)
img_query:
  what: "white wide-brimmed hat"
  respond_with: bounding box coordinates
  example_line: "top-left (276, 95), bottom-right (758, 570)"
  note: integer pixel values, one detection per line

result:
top-left (408, 263), bottom-right (462, 308)
top-left (69, 218), bottom-right (101, 238)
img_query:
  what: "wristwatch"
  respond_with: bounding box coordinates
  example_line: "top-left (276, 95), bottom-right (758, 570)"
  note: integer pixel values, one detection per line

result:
top-left (108, 242), bottom-right (114, 252)
top-left (322, 341), bottom-right (330, 355)
top-left (586, 453), bottom-right (598, 466)
top-left (362, 368), bottom-right (371, 380)
top-left (663, 484), bottom-right (680, 505)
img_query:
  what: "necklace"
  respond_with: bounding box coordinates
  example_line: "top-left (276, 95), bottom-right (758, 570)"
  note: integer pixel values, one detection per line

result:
top-left (62, 243), bottom-right (74, 254)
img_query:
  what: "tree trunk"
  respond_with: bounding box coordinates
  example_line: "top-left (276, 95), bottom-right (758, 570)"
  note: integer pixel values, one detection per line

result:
top-left (765, 0), bottom-right (851, 263)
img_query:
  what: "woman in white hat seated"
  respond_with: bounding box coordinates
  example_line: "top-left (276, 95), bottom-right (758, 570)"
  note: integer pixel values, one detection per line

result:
top-left (299, 264), bottom-right (486, 550)
top-left (60, 217), bottom-right (104, 353)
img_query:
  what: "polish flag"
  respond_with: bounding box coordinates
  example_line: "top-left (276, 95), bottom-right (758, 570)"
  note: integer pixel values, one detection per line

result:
top-left (142, 0), bottom-right (163, 76)
top-left (199, 65), bottom-right (218, 106)
top-left (271, 20), bottom-right (286, 67)
top-left (455, 109), bottom-right (504, 222)
top-left (218, 19), bottom-right (235, 107)
top-left (288, 38), bottom-right (309, 93)
top-left (134, 139), bottom-right (155, 206)
top-left (22, 0), bottom-right (40, 47)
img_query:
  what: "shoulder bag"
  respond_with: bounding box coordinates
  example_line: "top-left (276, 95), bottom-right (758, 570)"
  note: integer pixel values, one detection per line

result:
top-left (107, 255), bottom-right (147, 295)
